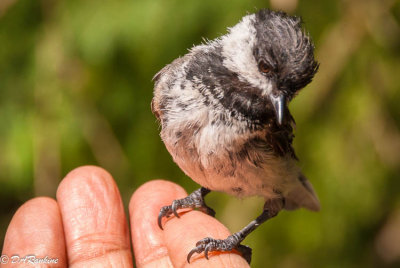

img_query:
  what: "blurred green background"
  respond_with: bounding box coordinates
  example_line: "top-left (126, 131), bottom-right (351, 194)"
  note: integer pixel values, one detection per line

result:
top-left (1, 0), bottom-right (400, 267)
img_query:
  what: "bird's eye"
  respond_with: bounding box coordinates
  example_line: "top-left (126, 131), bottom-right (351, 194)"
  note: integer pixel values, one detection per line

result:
top-left (258, 60), bottom-right (271, 74)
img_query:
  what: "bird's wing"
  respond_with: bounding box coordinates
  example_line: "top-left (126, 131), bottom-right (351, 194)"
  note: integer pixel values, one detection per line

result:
top-left (152, 57), bottom-right (186, 122)
top-left (152, 65), bottom-right (169, 84)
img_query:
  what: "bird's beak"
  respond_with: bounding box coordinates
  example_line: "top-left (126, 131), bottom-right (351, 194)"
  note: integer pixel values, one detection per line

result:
top-left (270, 93), bottom-right (285, 125)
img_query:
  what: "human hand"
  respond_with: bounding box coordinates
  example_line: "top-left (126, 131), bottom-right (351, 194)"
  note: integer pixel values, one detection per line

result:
top-left (1, 166), bottom-right (249, 267)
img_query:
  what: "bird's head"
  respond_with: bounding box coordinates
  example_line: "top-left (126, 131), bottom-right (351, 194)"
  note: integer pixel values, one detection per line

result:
top-left (220, 9), bottom-right (319, 125)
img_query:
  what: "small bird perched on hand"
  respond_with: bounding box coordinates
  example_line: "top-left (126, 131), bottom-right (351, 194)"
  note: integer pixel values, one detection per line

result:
top-left (152, 9), bottom-right (320, 264)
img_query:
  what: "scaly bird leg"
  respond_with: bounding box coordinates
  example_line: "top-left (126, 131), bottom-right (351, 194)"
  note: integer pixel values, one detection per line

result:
top-left (187, 198), bottom-right (284, 264)
top-left (158, 187), bottom-right (215, 230)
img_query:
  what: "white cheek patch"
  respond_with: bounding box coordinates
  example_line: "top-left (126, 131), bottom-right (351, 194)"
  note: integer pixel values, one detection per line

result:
top-left (221, 14), bottom-right (272, 96)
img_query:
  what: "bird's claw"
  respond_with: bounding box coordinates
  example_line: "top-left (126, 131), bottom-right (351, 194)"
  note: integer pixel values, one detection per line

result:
top-left (157, 206), bottom-right (172, 230)
top-left (158, 188), bottom-right (215, 230)
top-left (187, 237), bottom-right (252, 264)
top-left (187, 237), bottom-right (215, 263)
top-left (171, 200), bottom-right (180, 218)
top-left (158, 200), bottom-right (183, 229)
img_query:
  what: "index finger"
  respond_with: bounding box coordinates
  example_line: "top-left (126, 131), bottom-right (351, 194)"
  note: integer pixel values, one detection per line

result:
top-left (129, 180), bottom-right (250, 268)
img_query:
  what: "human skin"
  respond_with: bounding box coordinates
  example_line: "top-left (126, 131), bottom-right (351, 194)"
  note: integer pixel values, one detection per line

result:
top-left (1, 166), bottom-right (249, 267)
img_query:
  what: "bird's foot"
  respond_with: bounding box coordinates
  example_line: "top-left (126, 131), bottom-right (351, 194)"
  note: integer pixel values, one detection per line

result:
top-left (187, 236), bottom-right (252, 264)
top-left (158, 187), bottom-right (215, 229)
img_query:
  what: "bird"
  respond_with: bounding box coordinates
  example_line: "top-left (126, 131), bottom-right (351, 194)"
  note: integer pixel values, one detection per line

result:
top-left (151, 9), bottom-right (320, 264)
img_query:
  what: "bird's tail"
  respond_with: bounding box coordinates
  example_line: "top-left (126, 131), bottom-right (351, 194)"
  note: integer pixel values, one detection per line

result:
top-left (284, 173), bottom-right (320, 211)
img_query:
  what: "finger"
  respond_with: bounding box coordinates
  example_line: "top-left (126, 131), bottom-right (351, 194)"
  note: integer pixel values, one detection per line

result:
top-left (129, 179), bottom-right (187, 268)
top-left (56, 166), bottom-right (132, 267)
top-left (130, 180), bottom-right (249, 268)
top-left (2, 197), bottom-right (67, 267)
